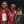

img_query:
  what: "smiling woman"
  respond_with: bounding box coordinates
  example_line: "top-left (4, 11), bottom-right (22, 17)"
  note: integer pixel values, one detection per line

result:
top-left (0, 1), bottom-right (10, 24)
top-left (17, 8), bottom-right (22, 16)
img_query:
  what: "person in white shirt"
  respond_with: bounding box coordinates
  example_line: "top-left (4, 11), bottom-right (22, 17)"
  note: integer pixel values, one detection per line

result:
top-left (2, 9), bottom-right (7, 24)
top-left (2, 1), bottom-right (7, 24)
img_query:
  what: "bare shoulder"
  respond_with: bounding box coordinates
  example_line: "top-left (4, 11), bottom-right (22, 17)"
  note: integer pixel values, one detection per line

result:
top-left (14, 10), bottom-right (17, 13)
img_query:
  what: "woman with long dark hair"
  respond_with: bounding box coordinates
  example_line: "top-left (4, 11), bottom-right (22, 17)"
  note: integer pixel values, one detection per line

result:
top-left (8, 4), bottom-right (17, 24)
top-left (0, 1), bottom-right (10, 24)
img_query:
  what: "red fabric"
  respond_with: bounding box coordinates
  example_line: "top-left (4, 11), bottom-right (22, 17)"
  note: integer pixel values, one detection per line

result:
top-left (0, 8), bottom-right (2, 24)
top-left (5, 8), bottom-right (10, 15)
top-left (0, 8), bottom-right (10, 24)
top-left (8, 10), bottom-right (16, 24)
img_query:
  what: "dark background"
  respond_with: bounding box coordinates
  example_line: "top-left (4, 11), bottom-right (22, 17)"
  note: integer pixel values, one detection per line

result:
top-left (0, 0), bottom-right (24, 7)
top-left (0, 0), bottom-right (24, 14)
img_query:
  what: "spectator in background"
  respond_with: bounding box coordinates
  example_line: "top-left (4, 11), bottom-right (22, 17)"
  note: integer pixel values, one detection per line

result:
top-left (17, 8), bottom-right (22, 24)
top-left (17, 8), bottom-right (22, 15)
top-left (0, 1), bottom-right (10, 24)
top-left (19, 7), bottom-right (24, 24)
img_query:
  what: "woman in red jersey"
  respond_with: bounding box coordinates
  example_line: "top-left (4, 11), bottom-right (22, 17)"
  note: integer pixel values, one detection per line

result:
top-left (8, 4), bottom-right (17, 24)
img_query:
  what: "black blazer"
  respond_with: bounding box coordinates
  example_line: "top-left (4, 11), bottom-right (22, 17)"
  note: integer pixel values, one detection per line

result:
top-left (20, 15), bottom-right (24, 24)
